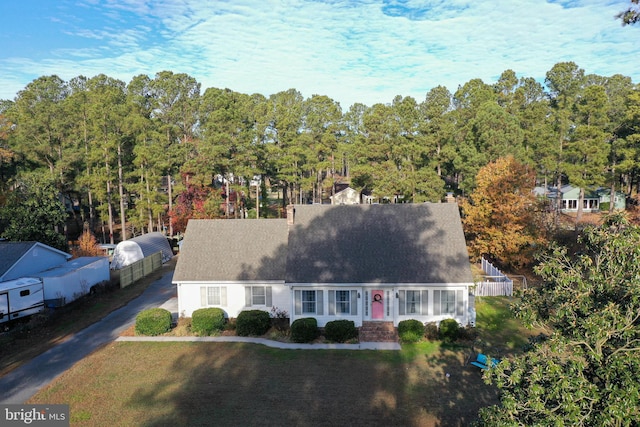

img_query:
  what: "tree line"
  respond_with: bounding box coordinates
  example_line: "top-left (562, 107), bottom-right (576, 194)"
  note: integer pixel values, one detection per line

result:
top-left (0, 62), bottom-right (639, 246)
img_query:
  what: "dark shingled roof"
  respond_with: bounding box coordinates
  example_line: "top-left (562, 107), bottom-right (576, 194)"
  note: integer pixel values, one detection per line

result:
top-left (285, 204), bottom-right (473, 284)
top-left (173, 204), bottom-right (473, 286)
top-left (173, 219), bottom-right (289, 282)
top-left (0, 241), bottom-right (38, 278)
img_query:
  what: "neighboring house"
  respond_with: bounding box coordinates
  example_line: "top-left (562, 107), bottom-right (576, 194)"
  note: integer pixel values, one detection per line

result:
top-left (173, 203), bottom-right (474, 328)
top-left (0, 241), bottom-right (71, 282)
top-left (330, 186), bottom-right (360, 205)
top-left (535, 185), bottom-right (626, 213)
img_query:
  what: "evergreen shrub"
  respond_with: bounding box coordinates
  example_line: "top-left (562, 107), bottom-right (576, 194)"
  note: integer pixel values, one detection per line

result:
top-left (191, 307), bottom-right (226, 336)
top-left (291, 318), bottom-right (319, 343)
top-left (236, 310), bottom-right (271, 336)
top-left (324, 319), bottom-right (357, 343)
top-left (439, 318), bottom-right (460, 342)
top-left (398, 319), bottom-right (425, 343)
top-left (135, 308), bottom-right (172, 336)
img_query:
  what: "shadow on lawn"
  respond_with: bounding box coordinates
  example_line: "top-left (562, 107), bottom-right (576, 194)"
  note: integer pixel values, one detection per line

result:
top-left (125, 341), bottom-right (498, 426)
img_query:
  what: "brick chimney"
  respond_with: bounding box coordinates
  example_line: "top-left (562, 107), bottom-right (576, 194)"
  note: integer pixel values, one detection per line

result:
top-left (286, 204), bottom-right (295, 226)
top-left (445, 192), bottom-right (456, 203)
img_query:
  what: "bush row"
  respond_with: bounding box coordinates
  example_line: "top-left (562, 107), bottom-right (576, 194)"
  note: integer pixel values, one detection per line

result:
top-left (397, 318), bottom-right (477, 343)
top-left (136, 307), bottom-right (476, 345)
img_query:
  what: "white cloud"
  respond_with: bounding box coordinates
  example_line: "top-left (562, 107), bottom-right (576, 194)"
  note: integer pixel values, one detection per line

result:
top-left (0, 0), bottom-right (638, 106)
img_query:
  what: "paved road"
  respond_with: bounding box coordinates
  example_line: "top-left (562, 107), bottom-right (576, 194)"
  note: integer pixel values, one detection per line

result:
top-left (0, 265), bottom-right (176, 404)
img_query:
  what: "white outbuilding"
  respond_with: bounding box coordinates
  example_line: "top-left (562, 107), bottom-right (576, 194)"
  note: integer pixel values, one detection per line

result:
top-left (110, 232), bottom-right (174, 270)
top-left (37, 257), bottom-right (110, 307)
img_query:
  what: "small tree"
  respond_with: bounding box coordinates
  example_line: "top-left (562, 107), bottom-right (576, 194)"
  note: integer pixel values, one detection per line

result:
top-left (72, 229), bottom-right (103, 258)
top-left (477, 213), bottom-right (640, 425)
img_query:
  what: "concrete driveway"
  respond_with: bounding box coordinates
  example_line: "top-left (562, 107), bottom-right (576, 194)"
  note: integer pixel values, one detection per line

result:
top-left (0, 264), bottom-right (176, 404)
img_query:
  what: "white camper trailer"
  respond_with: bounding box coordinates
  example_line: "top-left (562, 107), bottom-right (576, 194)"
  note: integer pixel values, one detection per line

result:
top-left (0, 277), bottom-right (45, 323)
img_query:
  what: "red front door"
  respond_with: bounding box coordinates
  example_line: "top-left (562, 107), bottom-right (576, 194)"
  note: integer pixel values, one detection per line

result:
top-left (372, 290), bottom-right (384, 320)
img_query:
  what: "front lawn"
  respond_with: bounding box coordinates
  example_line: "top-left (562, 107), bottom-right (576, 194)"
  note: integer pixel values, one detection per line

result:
top-left (30, 341), bottom-right (498, 426)
top-left (26, 296), bottom-right (541, 426)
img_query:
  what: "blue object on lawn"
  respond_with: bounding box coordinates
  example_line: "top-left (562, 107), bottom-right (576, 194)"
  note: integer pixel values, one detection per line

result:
top-left (470, 353), bottom-right (500, 370)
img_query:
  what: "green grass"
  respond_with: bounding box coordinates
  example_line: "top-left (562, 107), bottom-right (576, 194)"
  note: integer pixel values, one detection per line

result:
top-left (30, 341), bottom-right (497, 426)
top-left (474, 296), bottom-right (543, 354)
top-left (26, 297), bottom-right (542, 426)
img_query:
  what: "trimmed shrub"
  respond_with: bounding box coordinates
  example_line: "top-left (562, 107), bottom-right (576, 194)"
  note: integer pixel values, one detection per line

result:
top-left (291, 318), bottom-right (319, 343)
top-left (191, 307), bottom-right (226, 336)
top-left (135, 308), bottom-right (172, 336)
top-left (424, 322), bottom-right (439, 340)
top-left (324, 320), bottom-right (357, 343)
top-left (398, 319), bottom-right (425, 343)
top-left (236, 310), bottom-right (271, 336)
top-left (439, 318), bottom-right (460, 343)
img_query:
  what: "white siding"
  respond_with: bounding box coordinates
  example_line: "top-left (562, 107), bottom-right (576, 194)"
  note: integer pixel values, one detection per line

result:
top-left (176, 281), bottom-right (289, 319)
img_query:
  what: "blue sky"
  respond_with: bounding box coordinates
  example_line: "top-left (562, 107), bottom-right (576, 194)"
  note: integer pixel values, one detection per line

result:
top-left (1, 0), bottom-right (638, 108)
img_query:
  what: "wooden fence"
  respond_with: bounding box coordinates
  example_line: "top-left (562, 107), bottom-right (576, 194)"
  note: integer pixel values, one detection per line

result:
top-left (120, 251), bottom-right (163, 288)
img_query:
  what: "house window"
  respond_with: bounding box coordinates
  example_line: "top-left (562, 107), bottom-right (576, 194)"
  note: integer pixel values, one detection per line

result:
top-left (245, 286), bottom-right (272, 307)
top-left (336, 290), bottom-right (350, 314)
top-left (303, 290), bottom-right (316, 313)
top-left (406, 290), bottom-right (420, 314)
top-left (328, 290), bottom-right (358, 316)
top-left (398, 290), bottom-right (429, 315)
top-left (441, 290), bottom-right (456, 314)
top-left (433, 290), bottom-right (464, 316)
top-left (200, 286), bottom-right (228, 307)
top-left (295, 290), bottom-right (324, 315)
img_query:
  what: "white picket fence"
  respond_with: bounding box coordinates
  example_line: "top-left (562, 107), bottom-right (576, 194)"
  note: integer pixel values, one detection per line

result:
top-left (476, 258), bottom-right (514, 296)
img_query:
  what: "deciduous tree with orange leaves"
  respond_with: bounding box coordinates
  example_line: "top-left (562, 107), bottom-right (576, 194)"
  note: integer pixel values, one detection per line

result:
top-left (71, 229), bottom-right (103, 258)
top-left (461, 156), bottom-right (547, 267)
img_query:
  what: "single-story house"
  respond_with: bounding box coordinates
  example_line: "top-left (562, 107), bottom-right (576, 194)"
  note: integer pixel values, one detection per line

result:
top-left (0, 241), bottom-right (71, 282)
top-left (535, 185), bottom-right (626, 213)
top-left (110, 232), bottom-right (174, 270)
top-left (173, 203), bottom-right (474, 328)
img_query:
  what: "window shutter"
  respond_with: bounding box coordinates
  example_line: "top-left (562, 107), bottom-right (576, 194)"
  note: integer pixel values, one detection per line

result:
top-left (421, 290), bottom-right (429, 315)
top-left (456, 290), bottom-right (464, 316)
top-left (351, 290), bottom-right (358, 315)
top-left (433, 290), bottom-right (441, 315)
top-left (328, 290), bottom-right (335, 315)
top-left (316, 290), bottom-right (324, 315)
top-left (245, 287), bottom-right (252, 307)
top-left (398, 290), bottom-right (405, 315)
top-left (221, 287), bottom-right (227, 306)
top-left (200, 287), bottom-right (207, 307)
top-left (294, 290), bottom-right (301, 315)
top-left (266, 286), bottom-right (272, 307)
